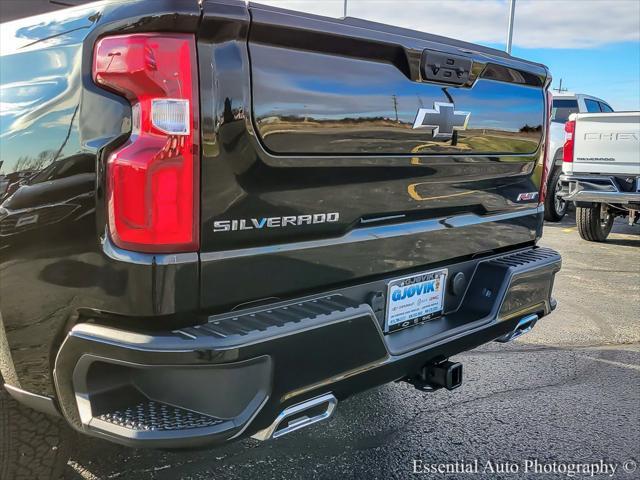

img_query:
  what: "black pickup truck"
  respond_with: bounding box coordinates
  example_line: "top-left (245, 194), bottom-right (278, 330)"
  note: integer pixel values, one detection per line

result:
top-left (0, 1), bottom-right (561, 478)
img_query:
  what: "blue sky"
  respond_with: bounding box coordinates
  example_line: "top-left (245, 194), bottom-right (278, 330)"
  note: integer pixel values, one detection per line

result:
top-left (509, 42), bottom-right (640, 111)
top-left (259, 0), bottom-right (640, 111)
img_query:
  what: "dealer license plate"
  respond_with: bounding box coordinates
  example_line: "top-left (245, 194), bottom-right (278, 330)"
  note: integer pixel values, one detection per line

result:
top-left (385, 269), bottom-right (447, 333)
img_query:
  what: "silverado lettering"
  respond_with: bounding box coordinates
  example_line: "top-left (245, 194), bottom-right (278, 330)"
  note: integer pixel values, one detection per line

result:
top-left (213, 213), bottom-right (340, 232)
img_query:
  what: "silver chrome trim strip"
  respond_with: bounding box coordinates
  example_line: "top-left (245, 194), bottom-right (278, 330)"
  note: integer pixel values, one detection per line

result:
top-left (201, 207), bottom-right (541, 262)
top-left (564, 191), bottom-right (640, 204)
top-left (4, 384), bottom-right (61, 418)
top-left (102, 235), bottom-right (198, 266)
top-left (560, 174), bottom-right (640, 204)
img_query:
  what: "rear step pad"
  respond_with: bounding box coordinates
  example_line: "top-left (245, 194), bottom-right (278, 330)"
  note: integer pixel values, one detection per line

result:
top-left (56, 298), bottom-right (384, 448)
top-left (488, 247), bottom-right (561, 268)
top-left (174, 295), bottom-right (360, 342)
top-left (96, 401), bottom-right (225, 432)
top-left (488, 247), bottom-right (561, 320)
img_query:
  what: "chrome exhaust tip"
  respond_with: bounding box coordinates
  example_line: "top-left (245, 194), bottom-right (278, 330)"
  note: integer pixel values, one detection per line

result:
top-left (496, 314), bottom-right (539, 343)
top-left (252, 393), bottom-right (337, 441)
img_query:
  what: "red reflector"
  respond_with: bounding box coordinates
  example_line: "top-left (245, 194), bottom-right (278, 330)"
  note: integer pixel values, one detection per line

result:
top-left (93, 34), bottom-right (199, 253)
top-left (563, 120), bottom-right (575, 163)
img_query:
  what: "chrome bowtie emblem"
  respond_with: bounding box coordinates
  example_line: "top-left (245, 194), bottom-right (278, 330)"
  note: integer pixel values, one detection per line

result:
top-left (412, 102), bottom-right (470, 139)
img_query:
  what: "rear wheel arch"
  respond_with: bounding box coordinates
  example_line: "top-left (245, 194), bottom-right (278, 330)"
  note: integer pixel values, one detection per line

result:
top-left (544, 166), bottom-right (568, 222)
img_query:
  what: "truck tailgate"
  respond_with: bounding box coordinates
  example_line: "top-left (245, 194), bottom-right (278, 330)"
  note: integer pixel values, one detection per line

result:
top-left (572, 112), bottom-right (640, 176)
top-left (197, 1), bottom-right (550, 310)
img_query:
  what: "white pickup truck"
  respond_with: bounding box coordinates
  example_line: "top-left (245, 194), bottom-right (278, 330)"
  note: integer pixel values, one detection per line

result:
top-left (546, 92), bottom-right (615, 221)
top-left (559, 112), bottom-right (640, 241)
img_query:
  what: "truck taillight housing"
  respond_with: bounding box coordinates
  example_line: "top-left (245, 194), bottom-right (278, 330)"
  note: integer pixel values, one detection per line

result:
top-left (538, 90), bottom-right (553, 205)
top-left (93, 33), bottom-right (199, 253)
top-left (563, 119), bottom-right (576, 163)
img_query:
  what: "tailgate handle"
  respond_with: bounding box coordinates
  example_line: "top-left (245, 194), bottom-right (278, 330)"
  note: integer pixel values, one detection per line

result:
top-left (421, 50), bottom-right (472, 86)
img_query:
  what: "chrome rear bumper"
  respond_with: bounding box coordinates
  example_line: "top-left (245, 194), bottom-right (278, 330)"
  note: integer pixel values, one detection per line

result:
top-left (559, 174), bottom-right (640, 204)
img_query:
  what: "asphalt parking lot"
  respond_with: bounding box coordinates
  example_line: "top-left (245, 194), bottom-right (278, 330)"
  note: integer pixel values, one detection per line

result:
top-left (66, 212), bottom-right (639, 480)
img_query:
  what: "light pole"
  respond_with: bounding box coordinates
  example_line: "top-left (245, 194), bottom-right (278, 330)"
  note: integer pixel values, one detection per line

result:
top-left (506, 0), bottom-right (516, 54)
top-left (343, 0), bottom-right (348, 18)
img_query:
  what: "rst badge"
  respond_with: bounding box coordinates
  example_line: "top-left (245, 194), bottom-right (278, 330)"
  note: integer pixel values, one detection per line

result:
top-left (213, 212), bottom-right (340, 232)
top-left (517, 192), bottom-right (539, 202)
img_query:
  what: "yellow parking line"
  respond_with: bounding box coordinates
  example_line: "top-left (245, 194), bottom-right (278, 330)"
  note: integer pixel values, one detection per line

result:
top-left (407, 184), bottom-right (479, 201)
top-left (411, 144), bottom-right (432, 153)
top-left (410, 143), bottom-right (434, 165)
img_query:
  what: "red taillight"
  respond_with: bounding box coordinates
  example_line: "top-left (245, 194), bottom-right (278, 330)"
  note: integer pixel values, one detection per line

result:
top-left (538, 90), bottom-right (553, 205)
top-left (563, 119), bottom-right (575, 163)
top-left (93, 34), bottom-right (199, 253)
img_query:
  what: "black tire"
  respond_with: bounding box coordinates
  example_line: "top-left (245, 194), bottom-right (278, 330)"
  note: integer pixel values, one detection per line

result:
top-left (544, 167), bottom-right (568, 222)
top-left (576, 205), bottom-right (614, 242)
top-left (1, 380), bottom-right (75, 480)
